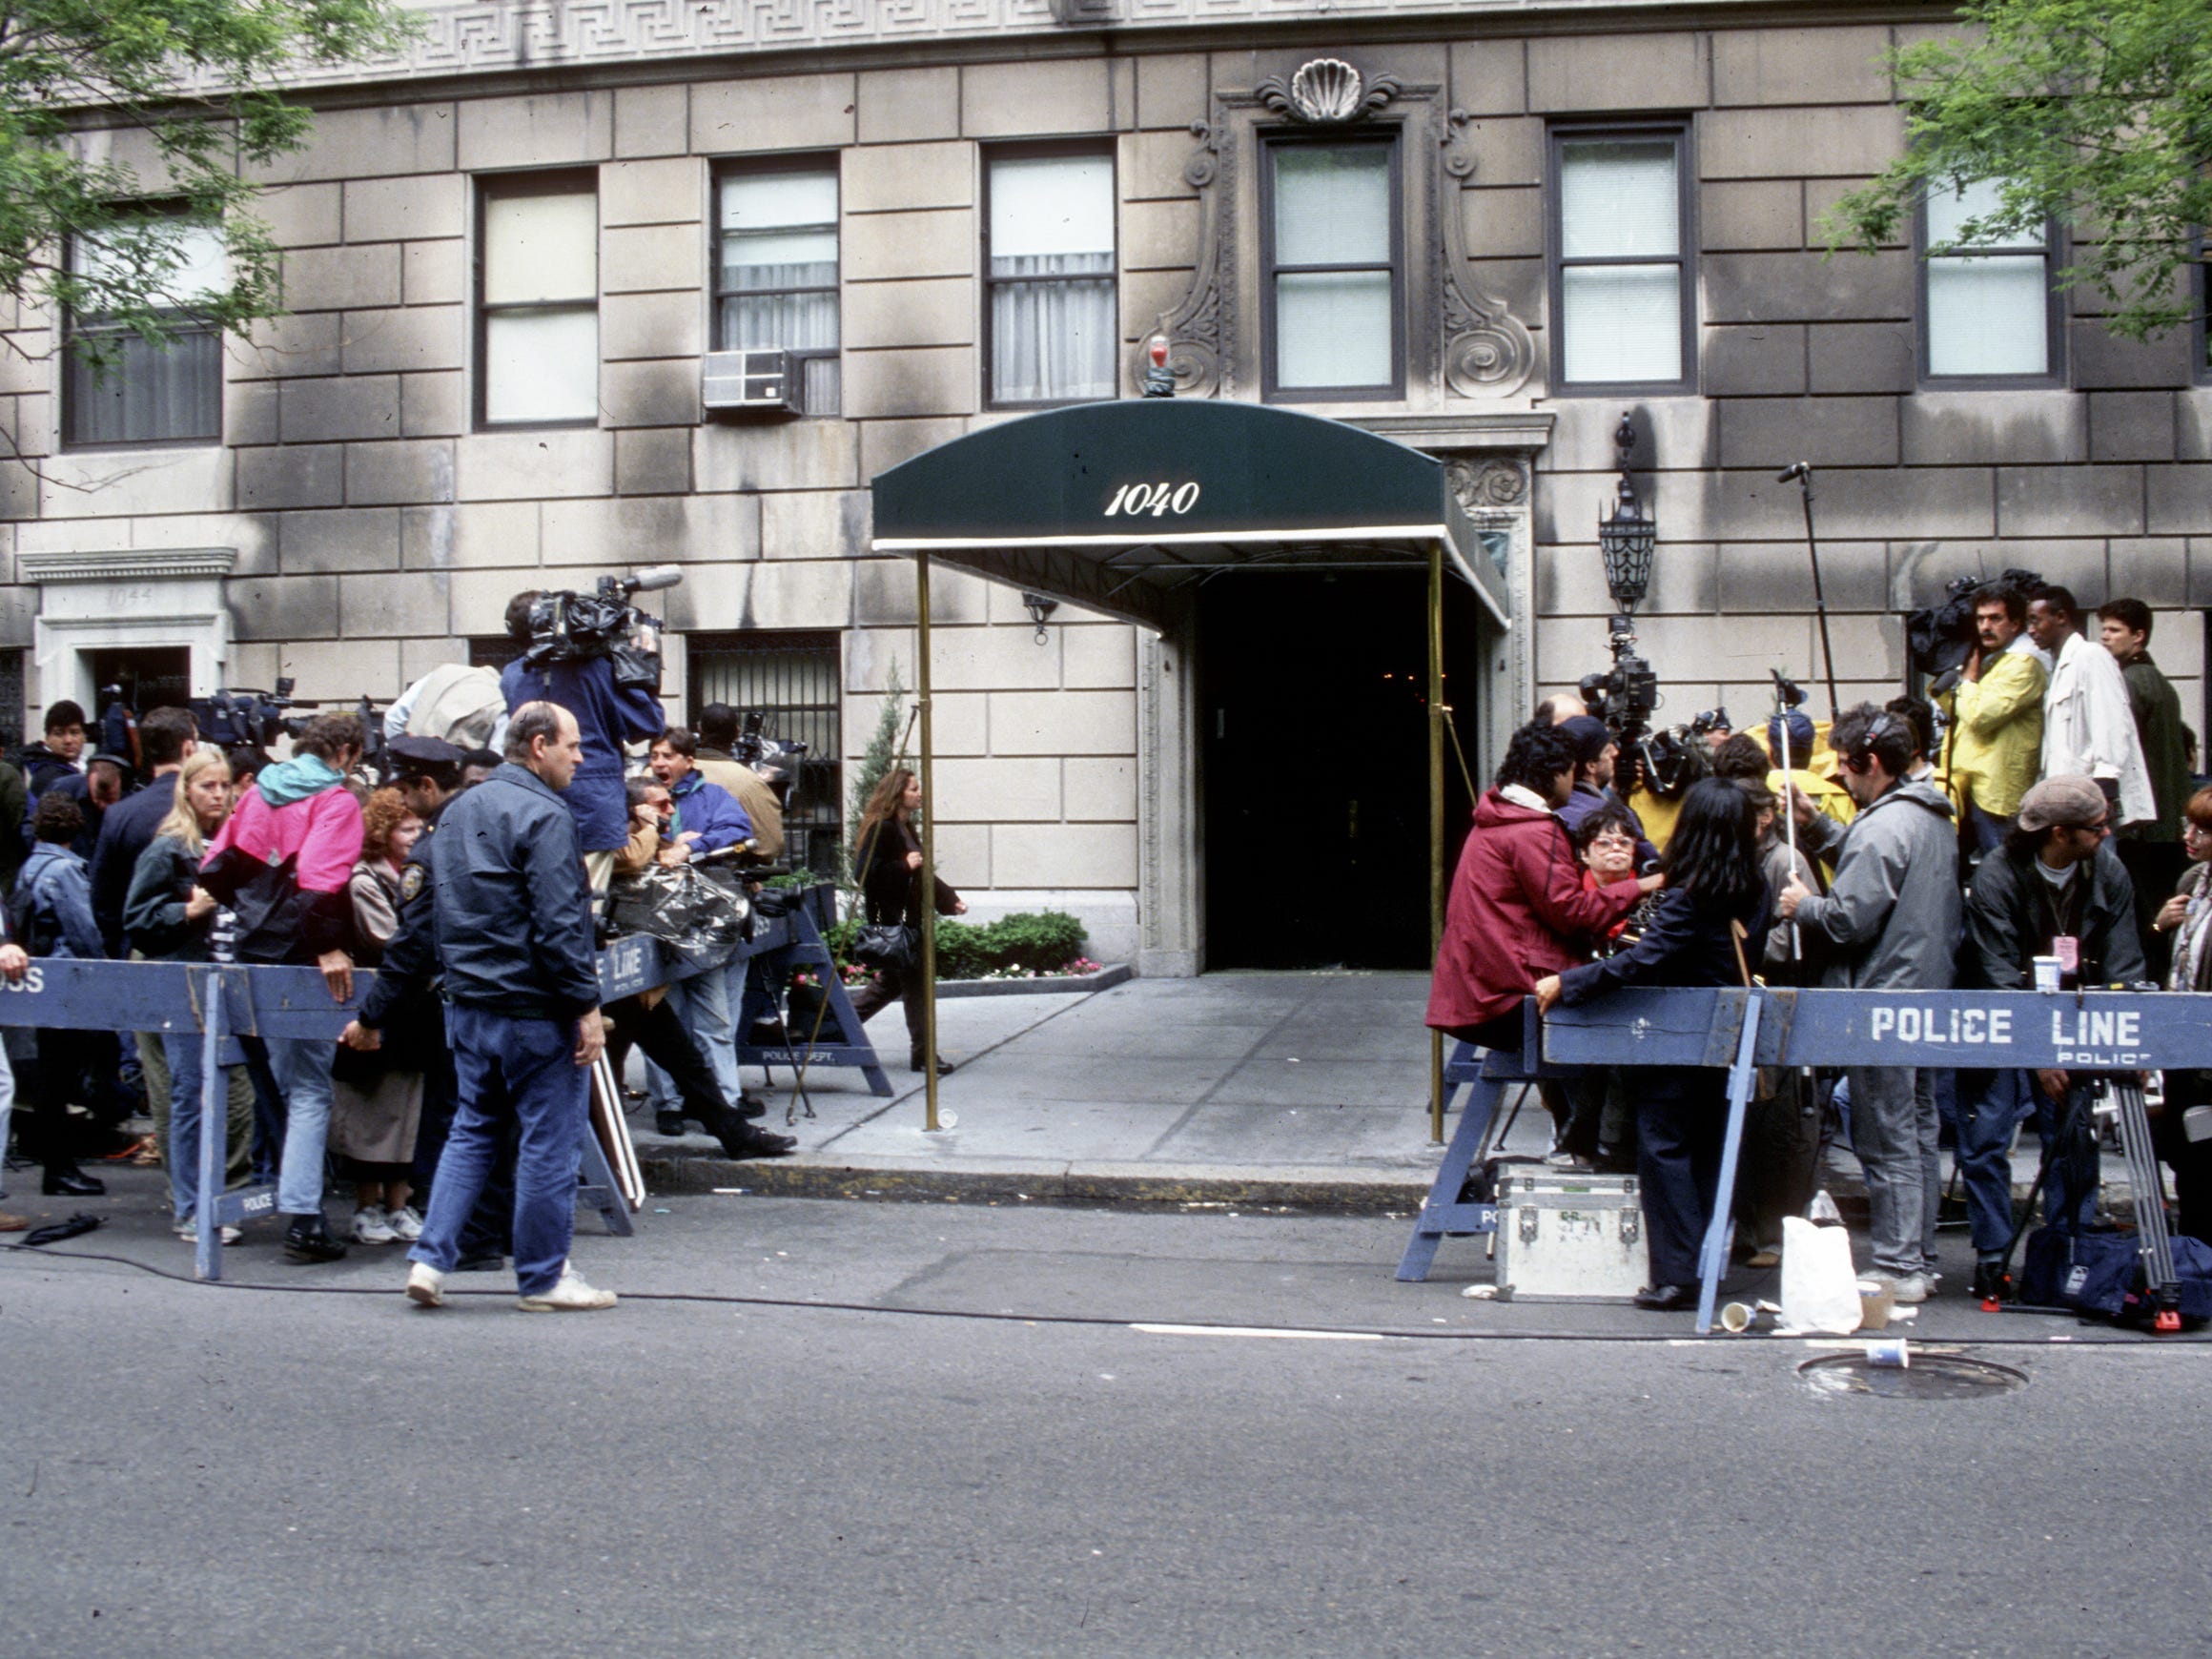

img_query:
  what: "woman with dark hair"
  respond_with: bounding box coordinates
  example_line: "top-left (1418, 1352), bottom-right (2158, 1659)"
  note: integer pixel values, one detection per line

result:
top-left (1536, 778), bottom-right (1769, 1310)
top-left (2150, 784), bottom-right (2212, 1243)
top-left (1426, 721), bottom-right (1659, 1056)
top-left (849, 768), bottom-right (969, 1074)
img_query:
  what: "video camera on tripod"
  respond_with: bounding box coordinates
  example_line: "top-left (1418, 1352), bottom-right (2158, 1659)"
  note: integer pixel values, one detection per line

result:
top-left (522, 565), bottom-right (684, 690)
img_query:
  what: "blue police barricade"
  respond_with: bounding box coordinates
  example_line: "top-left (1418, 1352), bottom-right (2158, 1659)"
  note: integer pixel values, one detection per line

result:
top-left (0, 934), bottom-right (730, 1282)
top-left (1402, 987), bottom-right (2212, 1333)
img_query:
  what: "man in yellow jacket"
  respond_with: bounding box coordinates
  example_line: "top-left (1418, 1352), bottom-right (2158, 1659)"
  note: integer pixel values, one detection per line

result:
top-left (1942, 583), bottom-right (2047, 853)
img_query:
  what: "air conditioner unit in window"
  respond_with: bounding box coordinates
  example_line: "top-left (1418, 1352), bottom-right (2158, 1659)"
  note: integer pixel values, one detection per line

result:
top-left (702, 348), bottom-right (804, 417)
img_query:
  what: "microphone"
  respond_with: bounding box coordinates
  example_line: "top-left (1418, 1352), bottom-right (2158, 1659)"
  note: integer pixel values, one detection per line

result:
top-left (1775, 462), bottom-right (1811, 483)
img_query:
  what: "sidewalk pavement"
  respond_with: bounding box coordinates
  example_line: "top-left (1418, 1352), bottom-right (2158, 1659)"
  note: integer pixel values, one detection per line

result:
top-left (635, 970), bottom-right (2135, 1217)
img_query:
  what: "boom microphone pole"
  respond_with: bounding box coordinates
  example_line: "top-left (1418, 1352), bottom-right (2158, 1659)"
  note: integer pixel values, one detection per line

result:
top-left (1777, 462), bottom-right (1840, 717)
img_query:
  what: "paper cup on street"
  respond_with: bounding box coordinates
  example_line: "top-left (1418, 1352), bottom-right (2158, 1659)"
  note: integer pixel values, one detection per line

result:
top-left (1864, 1337), bottom-right (1910, 1368)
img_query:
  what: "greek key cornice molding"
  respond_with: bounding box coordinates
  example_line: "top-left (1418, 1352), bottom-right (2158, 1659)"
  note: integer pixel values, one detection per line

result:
top-left (21, 547), bottom-right (238, 583)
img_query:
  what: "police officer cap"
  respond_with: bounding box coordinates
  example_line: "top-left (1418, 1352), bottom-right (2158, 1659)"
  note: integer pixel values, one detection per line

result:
top-left (388, 734), bottom-right (466, 775)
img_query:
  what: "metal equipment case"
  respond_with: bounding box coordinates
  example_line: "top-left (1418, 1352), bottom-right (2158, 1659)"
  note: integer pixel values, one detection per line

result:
top-left (1492, 1170), bottom-right (1647, 1301)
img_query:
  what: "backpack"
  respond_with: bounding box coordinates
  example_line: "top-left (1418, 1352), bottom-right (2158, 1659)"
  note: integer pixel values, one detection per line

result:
top-left (6, 861), bottom-right (59, 956)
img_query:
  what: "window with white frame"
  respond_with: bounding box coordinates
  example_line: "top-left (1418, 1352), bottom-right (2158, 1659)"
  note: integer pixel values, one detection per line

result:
top-left (1922, 178), bottom-right (2058, 380)
top-left (717, 164), bottom-right (840, 416)
top-left (63, 211), bottom-right (224, 447)
top-left (1263, 137), bottom-right (1403, 399)
top-left (1551, 132), bottom-right (1693, 390)
top-left (478, 173), bottom-right (599, 426)
top-left (985, 150), bottom-right (1117, 406)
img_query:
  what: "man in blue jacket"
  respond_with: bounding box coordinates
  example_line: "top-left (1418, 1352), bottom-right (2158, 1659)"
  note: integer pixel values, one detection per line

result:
top-left (404, 702), bottom-right (616, 1313)
top-left (499, 591), bottom-right (666, 892)
top-left (645, 727), bottom-right (755, 1117)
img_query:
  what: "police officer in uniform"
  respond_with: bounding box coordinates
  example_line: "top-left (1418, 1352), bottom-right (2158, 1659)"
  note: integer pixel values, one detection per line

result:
top-left (401, 704), bottom-right (617, 1312)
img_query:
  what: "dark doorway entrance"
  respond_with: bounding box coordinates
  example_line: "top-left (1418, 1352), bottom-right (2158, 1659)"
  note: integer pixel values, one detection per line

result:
top-left (1199, 569), bottom-right (1483, 970)
top-left (85, 646), bottom-right (192, 719)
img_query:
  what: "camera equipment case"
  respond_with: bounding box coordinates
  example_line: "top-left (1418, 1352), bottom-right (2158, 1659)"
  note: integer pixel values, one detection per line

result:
top-left (1492, 1169), bottom-right (1647, 1301)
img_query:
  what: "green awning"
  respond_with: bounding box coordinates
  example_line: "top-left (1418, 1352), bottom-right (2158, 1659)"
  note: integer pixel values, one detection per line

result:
top-left (870, 399), bottom-right (1509, 633)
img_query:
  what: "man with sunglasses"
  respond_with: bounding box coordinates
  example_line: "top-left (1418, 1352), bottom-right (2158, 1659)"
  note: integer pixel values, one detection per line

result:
top-left (1953, 774), bottom-right (2144, 1300)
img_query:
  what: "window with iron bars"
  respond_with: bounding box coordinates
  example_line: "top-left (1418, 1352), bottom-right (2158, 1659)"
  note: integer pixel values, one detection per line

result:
top-left (686, 630), bottom-right (843, 877)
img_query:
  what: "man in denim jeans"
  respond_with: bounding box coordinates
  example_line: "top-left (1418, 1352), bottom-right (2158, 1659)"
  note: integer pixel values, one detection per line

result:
top-left (199, 712), bottom-right (365, 1263)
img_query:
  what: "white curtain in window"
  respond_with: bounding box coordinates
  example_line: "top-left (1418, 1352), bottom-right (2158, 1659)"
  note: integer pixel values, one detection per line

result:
top-left (989, 253), bottom-right (1116, 402)
top-left (1928, 256), bottom-right (2050, 376)
top-left (65, 328), bottom-right (221, 445)
top-left (1274, 147), bottom-right (1390, 264)
top-left (1561, 265), bottom-right (1683, 383)
top-left (484, 308), bottom-right (598, 423)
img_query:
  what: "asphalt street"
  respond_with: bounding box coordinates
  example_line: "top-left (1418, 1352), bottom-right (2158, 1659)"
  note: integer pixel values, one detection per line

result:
top-left (6, 1187), bottom-right (2210, 1658)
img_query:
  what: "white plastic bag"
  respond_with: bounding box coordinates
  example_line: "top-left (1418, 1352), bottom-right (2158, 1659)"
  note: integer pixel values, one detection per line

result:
top-left (1779, 1214), bottom-right (1863, 1335)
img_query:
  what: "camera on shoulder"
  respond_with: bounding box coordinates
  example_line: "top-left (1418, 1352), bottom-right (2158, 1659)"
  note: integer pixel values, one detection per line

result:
top-left (522, 566), bottom-right (684, 690)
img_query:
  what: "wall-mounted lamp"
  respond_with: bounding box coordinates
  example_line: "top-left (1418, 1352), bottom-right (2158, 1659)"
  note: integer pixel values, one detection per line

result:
top-left (1021, 591), bottom-right (1059, 645)
top-left (1595, 410), bottom-right (1654, 616)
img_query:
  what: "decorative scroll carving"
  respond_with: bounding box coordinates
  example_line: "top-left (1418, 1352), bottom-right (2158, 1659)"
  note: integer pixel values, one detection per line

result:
top-left (1255, 58), bottom-right (1402, 125)
top-left (1444, 457), bottom-right (1529, 512)
top-left (1131, 114), bottom-right (1233, 399)
top-left (1438, 107), bottom-right (1537, 399)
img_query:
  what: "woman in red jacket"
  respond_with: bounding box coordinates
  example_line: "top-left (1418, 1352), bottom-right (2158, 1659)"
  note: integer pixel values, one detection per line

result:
top-left (1426, 721), bottom-right (1658, 1055)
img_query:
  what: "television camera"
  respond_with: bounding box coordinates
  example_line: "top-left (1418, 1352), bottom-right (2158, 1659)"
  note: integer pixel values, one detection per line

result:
top-left (732, 708), bottom-right (810, 814)
top-left (522, 565), bottom-right (684, 690)
top-left (191, 680), bottom-right (389, 777)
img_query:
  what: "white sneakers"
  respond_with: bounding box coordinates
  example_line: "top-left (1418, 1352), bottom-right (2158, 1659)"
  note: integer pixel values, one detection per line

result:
top-left (386, 1205), bottom-right (424, 1242)
top-left (516, 1262), bottom-right (618, 1313)
top-left (403, 1257), bottom-right (616, 1312)
top-left (1872, 1270), bottom-right (1932, 1305)
top-left (353, 1204), bottom-right (399, 1244)
top-left (175, 1219), bottom-right (243, 1244)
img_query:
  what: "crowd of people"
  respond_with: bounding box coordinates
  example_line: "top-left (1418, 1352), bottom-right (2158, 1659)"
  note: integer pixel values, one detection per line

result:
top-left (1430, 582), bottom-right (2209, 1311)
top-left (0, 588), bottom-right (870, 1312)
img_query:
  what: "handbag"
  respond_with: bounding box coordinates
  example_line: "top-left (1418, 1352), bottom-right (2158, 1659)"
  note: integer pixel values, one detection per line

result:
top-left (853, 922), bottom-right (917, 971)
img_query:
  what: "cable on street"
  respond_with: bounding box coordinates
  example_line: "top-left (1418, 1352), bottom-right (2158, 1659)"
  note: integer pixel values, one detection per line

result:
top-left (3, 1239), bottom-right (2202, 1348)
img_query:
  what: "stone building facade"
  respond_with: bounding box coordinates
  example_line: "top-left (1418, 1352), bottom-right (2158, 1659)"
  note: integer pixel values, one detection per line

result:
top-left (5, 1), bottom-right (2208, 973)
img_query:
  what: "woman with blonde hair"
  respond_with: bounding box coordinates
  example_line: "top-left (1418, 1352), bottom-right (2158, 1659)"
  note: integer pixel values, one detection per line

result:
top-left (330, 787), bottom-right (426, 1243)
top-left (123, 748), bottom-right (249, 1240)
top-left (849, 767), bottom-right (967, 1074)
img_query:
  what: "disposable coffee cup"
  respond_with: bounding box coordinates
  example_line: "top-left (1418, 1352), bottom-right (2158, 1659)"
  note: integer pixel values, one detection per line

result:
top-left (1719, 1302), bottom-right (1753, 1333)
top-left (1864, 1338), bottom-right (1910, 1368)
top-left (2032, 956), bottom-right (2062, 992)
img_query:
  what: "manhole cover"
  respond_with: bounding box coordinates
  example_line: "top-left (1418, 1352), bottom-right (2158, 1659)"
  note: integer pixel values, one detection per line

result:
top-left (1797, 1352), bottom-right (2027, 1401)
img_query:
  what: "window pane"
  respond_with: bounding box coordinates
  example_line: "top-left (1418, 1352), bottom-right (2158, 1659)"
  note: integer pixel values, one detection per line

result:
top-left (1926, 177), bottom-right (2042, 251)
top-left (1274, 145), bottom-right (1390, 266)
top-left (483, 190), bottom-right (597, 304)
top-left (72, 219), bottom-right (227, 307)
top-left (1560, 140), bottom-right (1679, 260)
top-left (721, 171), bottom-right (837, 231)
top-left (989, 269), bottom-right (1117, 402)
top-left (990, 155), bottom-right (1114, 259)
top-left (484, 307), bottom-right (598, 422)
top-left (1928, 255), bottom-right (2050, 376)
top-left (721, 290), bottom-right (839, 352)
top-left (721, 229), bottom-right (836, 289)
top-left (1561, 263), bottom-right (1682, 383)
top-left (64, 327), bottom-right (222, 445)
top-left (1274, 269), bottom-right (1392, 388)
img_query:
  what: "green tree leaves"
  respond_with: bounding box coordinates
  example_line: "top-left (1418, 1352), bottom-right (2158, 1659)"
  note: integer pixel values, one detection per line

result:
top-left (1821, 0), bottom-right (2212, 341)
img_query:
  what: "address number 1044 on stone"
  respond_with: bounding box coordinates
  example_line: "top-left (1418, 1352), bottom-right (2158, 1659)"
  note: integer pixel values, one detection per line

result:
top-left (1104, 481), bottom-right (1200, 518)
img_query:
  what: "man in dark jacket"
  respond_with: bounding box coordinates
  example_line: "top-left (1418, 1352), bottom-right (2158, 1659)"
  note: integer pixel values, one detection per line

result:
top-left (1778, 703), bottom-right (1961, 1303)
top-left (1956, 773), bottom-right (2144, 1299)
top-left (15, 700), bottom-right (87, 801)
top-left (1554, 714), bottom-right (1659, 869)
top-left (91, 707), bottom-right (198, 954)
top-left (403, 702), bottom-right (616, 1313)
top-left (2099, 599), bottom-right (2190, 978)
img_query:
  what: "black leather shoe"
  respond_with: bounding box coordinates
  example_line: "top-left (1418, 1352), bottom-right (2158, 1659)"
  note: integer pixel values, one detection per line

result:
top-left (283, 1214), bottom-right (349, 1263)
top-left (713, 1116), bottom-right (797, 1159)
top-left (910, 1055), bottom-right (957, 1075)
top-left (42, 1166), bottom-right (106, 1198)
top-left (1632, 1283), bottom-right (1695, 1311)
top-left (655, 1110), bottom-right (686, 1137)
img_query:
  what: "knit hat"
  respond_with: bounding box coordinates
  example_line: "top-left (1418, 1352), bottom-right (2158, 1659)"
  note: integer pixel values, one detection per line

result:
top-left (1559, 715), bottom-right (1615, 765)
top-left (2017, 774), bottom-right (2108, 832)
